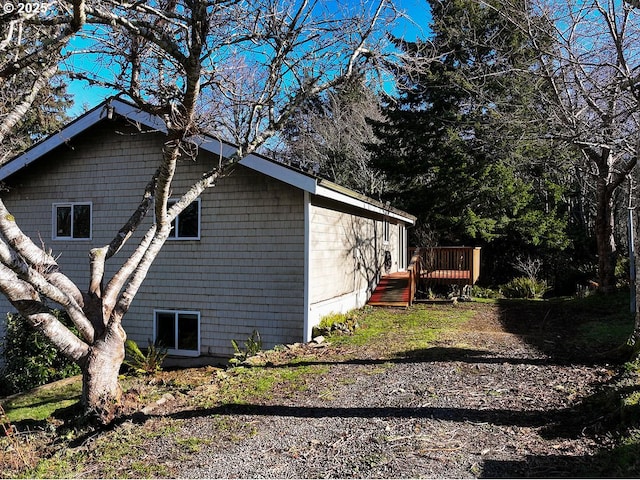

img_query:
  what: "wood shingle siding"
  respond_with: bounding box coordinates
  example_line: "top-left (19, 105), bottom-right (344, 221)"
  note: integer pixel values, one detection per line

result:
top-left (1, 120), bottom-right (305, 358)
top-left (135, 165), bottom-right (305, 356)
top-left (0, 99), bottom-right (415, 365)
top-left (306, 195), bottom-right (404, 328)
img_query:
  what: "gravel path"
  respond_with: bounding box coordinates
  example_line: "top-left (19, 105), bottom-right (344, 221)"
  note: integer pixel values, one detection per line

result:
top-left (169, 309), bottom-right (612, 479)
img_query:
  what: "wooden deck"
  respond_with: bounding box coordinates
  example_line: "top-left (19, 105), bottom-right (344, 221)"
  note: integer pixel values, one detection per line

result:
top-left (367, 247), bottom-right (481, 307)
top-left (414, 246), bottom-right (481, 287)
top-left (422, 269), bottom-right (473, 284)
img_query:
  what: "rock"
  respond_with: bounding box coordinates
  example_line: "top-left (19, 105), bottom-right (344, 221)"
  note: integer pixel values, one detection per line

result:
top-left (312, 335), bottom-right (325, 344)
top-left (243, 356), bottom-right (263, 366)
top-left (141, 404), bottom-right (155, 415)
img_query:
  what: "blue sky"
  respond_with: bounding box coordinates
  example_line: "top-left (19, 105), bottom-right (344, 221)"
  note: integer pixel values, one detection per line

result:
top-left (392, 0), bottom-right (432, 41)
top-left (64, 0), bottom-right (432, 118)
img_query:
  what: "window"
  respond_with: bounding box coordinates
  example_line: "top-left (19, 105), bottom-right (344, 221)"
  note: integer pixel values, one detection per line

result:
top-left (154, 310), bottom-right (200, 356)
top-left (383, 218), bottom-right (390, 244)
top-left (168, 199), bottom-right (200, 240)
top-left (398, 225), bottom-right (406, 270)
top-left (53, 203), bottom-right (91, 240)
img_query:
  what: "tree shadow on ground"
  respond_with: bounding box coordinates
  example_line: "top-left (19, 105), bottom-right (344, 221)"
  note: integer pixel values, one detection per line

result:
top-left (490, 295), bottom-right (640, 477)
top-left (496, 296), bottom-right (634, 364)
top-left (115, 401), bottom-right (620, 478)
top-left (166, 402), bottom-right (566, 427)
top-left (254, 346), bottom-right (577, 370)
top-left (480, 455), bottom-right (607, 478)
top-left (397, 346), bottom-right (564, 366)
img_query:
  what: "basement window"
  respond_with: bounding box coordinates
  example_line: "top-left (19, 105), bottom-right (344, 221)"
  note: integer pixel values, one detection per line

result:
top-left (154, 310), bottom-right (200, 356)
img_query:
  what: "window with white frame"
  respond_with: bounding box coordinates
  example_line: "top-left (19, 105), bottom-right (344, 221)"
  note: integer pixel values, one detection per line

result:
top-left (154, 310), bottom-right (200, 356)
top-left (168, 199), bottom-right (200, 240)
top-left (398, 225), bottom-right (406, 269)
top-left (52, 202), bottom-right (92, 240)
top-left (383, 218), bottom-right (390, 244)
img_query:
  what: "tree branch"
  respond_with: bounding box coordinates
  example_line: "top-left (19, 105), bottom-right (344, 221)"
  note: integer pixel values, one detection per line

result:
top-left (0, 263), bottom-right (89, 364)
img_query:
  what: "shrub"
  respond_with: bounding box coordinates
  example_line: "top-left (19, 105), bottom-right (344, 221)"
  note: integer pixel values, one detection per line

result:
top-left (230, 329), bottom-right (262, 364)
top-left (0, 311), bottom-right (81, 396)
top-left (471, 285), bottom-right (501, 299)
top-left (501, 276), bottom-right (548, 299)
top-left (616, 256), bottom-right (631, 288)
top-left (312, 311), bottom-right (360, 338)
top-left (123, 339), bottom-right (167, 376)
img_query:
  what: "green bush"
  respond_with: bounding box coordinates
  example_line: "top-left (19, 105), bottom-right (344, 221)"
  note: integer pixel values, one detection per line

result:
top-left (0, 311), bottom-right (81, 396)
top-left (501, 276), bottom-right (548, 299)
top-left (471, 285), bottom-right (501, 299)
top-left (230, 329), bottom-right (262, 364)
top-left (617, 256), bottom-right (632, 288)
top-left (123, 339), bottom-right (167, 376)
top-left (312, 311), bottom-right (360, 338)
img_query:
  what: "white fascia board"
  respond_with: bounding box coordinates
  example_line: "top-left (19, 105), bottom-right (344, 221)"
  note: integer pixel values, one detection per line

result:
top-left (0, 105), bottom-right (107, 181)
top-left (315, 184), bottom-right (416, 224)
top-left (189, 136), bottom-right (318, 194)
top-left (109, 99), bottom-right (167, 132)
top-left (196, 138), bottom-right (239, 160)
top-left (238, 154), bottom-right (317, 193)
top-left (0, 99), bottom-right (165, 182)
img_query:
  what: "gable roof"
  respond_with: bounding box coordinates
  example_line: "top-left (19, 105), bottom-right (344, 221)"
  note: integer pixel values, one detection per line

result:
top-left (0, 98), bottom-right (415, 224)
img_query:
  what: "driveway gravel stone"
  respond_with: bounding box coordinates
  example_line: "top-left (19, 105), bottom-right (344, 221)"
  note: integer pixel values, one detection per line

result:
top-left (169, 307), bottom-right (612, 478)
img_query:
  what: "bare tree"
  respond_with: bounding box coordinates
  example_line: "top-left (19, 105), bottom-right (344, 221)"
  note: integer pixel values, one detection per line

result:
top-left (0, 0), bottom-right (402, 423)
top-left (278, 79), bottom-right (388, 196)
top-left (498, 0), bottom-right (640, 293)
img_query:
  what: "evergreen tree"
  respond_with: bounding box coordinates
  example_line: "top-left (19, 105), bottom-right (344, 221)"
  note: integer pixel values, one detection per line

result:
top-left (0, 78), bottom-right (73, 164)
top-left (370, 0), bottom-right (574, 284)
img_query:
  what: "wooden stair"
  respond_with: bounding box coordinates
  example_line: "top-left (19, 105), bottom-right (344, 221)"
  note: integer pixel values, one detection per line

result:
top-left (367, 271), bottom-right (412, 307)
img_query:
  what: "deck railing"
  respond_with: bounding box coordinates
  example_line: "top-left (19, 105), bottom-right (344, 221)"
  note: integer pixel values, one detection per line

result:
top-left (407, 250), bottom-right (423, 304)
top-left (409, 246), bottom-right (481, 287)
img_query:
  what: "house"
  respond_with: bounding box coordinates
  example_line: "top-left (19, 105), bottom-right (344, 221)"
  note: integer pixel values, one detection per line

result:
top-left (0, 98), bottom-right (415, 362)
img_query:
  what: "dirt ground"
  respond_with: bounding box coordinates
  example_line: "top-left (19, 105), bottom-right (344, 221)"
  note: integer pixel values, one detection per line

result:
top-left (136, 303), bottom-right (622, 478)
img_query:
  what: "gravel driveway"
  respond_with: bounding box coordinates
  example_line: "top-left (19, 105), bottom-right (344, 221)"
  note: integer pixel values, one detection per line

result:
top-left (170, 307), bottom-right (612, 478)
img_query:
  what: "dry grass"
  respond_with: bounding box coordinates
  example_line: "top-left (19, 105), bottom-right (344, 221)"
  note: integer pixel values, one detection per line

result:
top-left (0, 404), bottom-right (40, 475)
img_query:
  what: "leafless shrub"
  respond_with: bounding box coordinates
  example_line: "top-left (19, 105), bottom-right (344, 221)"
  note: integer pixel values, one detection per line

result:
top-left (513, 255), bottom-right (542, 281)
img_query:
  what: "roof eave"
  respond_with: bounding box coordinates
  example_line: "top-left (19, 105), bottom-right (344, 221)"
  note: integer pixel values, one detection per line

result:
top-left (0, 98), bottom-right (167, 182)
top-left (316, 179), bottom-right (416, 225)
top-left (0, 98), bottom-right (415, 225)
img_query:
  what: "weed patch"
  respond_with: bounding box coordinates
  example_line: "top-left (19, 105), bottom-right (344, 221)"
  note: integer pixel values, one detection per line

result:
top-left (0, 404), bottom-right (39, 474)
top-left (218, 363), bottom-right (330, 405)
top-left (330, 304), bottom-right (476, 358)
top-left (124, 340), bottom-right (168, 376)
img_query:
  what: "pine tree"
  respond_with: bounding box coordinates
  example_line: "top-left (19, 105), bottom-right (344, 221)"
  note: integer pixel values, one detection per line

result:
top-left (0, 78), bottom-right (73, 164)
top-left (370, 0), bottom-right (573, 283)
